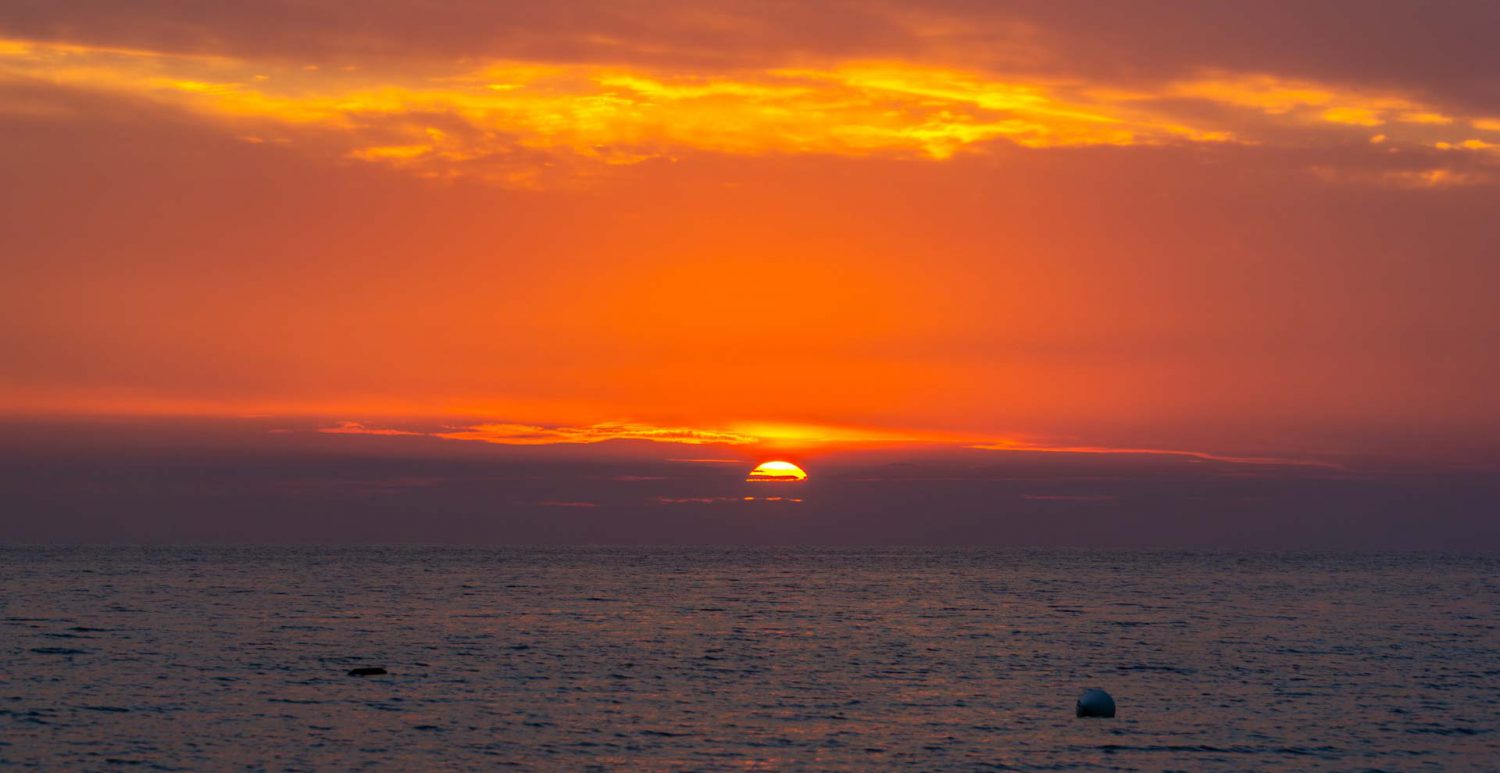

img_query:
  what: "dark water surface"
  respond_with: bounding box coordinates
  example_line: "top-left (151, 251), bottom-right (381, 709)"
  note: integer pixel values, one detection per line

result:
top-left (2, 547), bottom-right (1496, 770)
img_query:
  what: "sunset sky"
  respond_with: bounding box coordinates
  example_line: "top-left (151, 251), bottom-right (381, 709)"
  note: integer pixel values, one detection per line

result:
top-left (2, 2), bottom-right (1496, 546)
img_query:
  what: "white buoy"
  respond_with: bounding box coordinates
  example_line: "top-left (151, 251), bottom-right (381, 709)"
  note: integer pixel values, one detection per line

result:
top-left (1076, 688), bottom-right (1116, 718)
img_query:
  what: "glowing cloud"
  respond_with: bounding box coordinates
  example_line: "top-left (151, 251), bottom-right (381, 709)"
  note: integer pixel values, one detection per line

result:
top-left (436, 422), bottom-right (757, 446)
top-left (318, 421), bottom-right (424, 437)
top-left (0, 39), bottom-right (1235, 175)
top-left (309, 416), bottom-right (951, 451)
top-left (0, 41), bottom-right (1208, 175)
top-left (1164, 73), bottom-right (1484, 140)
top-left (312, 420), bottom-right (1356, 469)
top-left (1169, 73), bottom-right (1414, 118)
top-left (1, 38), bottom-right (1494, 186)
top-left (413, 420), bottom-right (937, 449)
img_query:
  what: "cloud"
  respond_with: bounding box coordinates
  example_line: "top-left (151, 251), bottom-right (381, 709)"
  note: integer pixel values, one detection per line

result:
top-left (318, 421), bottom-right (424, 437)
top-left (0, 38), bottom-right (1239, 174)
top-left (1311, 164), bottom-right (1496, 189)
top-left (7, 36), bottom-right (1494, 187)
top-left (313, 418), bottom-right (1350, 471)
top-left (413, 420), bottom-right (942, 449)
top-left (1165, 72), bottom-right (1473, 139)
top-left (4, 28), bottom-right (1499, 190)
top-left (973, 438), bottom-right (1343, 470)
top-left (656, 495), bottom-right (802, 505)
top-left (436, 422), bottom-right (758, 446)
top-left (1436, 138), bottom-right (1500, 153)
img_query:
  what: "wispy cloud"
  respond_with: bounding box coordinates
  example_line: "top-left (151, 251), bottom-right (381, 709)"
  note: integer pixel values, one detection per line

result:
top-left (1311, 164), bottom-right (1495, 189)
top-left (657, 495), bottom-right (802, 504)
top-left (315, 414), bottom-right (951, 452)
top-left (318, 421), bottom-right (424, 437)
top-left (973, 438), bottom-right (1343, 470)
top-left (0, 39), bottom-right (1230, 175)
top-left (436, 422), bottom-right (757, 446)
top-left (7, 37), bottom-right (1493, 186)
top-left (422, 420), bottom-right (939, 448)
top-left (313, 418), bottom-right (1345, 470)
top-left (1170, 73), bottom-right (1419, 122)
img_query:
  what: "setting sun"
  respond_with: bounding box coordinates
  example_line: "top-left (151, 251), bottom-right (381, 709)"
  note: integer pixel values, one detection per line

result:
top-left (746, 461), bottom-right (808, 482)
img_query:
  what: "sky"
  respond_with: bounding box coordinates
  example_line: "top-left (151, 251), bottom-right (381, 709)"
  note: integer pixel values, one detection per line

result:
top-left (1, 1), bottom-right (1497, 546)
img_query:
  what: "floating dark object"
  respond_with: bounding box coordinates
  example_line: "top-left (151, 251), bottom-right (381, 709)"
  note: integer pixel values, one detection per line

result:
top-left (347, 667), bottom-right (388, 676)
top-left (1076, 688), bottom-right (1116, 718)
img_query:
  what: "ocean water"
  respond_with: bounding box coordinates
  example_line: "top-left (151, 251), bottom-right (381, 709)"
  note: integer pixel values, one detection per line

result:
top-left (1, 547), bottom-right (1495, 770)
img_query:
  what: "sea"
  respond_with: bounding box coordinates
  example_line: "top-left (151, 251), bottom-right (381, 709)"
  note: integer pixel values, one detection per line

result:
top-left (1, 547), bottom-right (1495, 770)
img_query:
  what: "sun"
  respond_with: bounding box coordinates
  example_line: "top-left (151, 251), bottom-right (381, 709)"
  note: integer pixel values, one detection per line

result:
top-left (746, 460), bottom-right (808, 482)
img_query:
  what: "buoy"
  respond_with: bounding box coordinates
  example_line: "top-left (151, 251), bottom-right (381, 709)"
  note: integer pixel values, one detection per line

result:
top-left (1076, 688), bottom-right (1116, 718)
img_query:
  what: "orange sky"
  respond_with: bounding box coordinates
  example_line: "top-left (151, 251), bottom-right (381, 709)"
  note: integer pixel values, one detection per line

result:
top-left (2, 1), bottom-right (1498, 470)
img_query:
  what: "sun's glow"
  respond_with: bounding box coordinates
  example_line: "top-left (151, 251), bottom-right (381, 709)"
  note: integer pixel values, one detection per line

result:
top-left (746, 460), bottom-right (808, 482)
